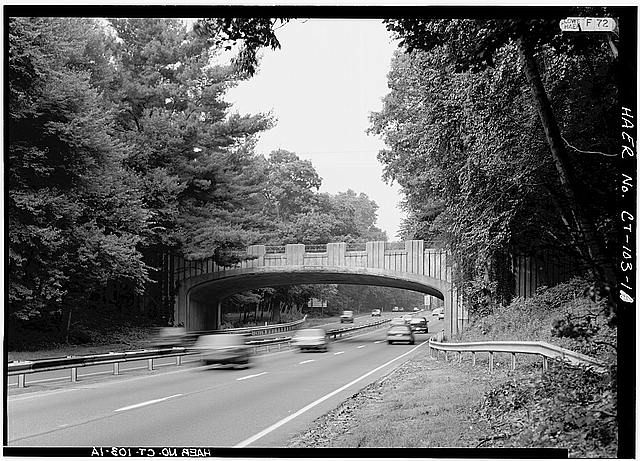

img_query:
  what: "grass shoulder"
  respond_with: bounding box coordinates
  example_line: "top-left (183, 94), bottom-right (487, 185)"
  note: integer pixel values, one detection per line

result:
top-left (289, 277), bottom-right (617, 457)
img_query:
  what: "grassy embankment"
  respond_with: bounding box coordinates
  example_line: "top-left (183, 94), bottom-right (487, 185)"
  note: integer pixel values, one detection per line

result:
top-left (289, 277), bottom-right (618, 457)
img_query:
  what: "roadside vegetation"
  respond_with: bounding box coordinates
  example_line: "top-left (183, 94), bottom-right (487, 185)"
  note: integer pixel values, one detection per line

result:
top-left (289, 277), bottom-right (617, 457)
top-left (459, 277), bottom-right (617, 457)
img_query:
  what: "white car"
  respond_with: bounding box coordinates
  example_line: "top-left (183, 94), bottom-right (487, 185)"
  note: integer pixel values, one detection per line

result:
top-left (432, 308), bottom-right (445, 320)
top-left (292, 328), bottom-right (329, 352)
top-left (340, 310), bottom-right (354, 323)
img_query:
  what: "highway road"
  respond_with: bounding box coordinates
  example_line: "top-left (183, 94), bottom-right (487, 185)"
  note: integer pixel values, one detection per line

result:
top-left (8, 314), bottom-right (443, 448)
top-left (6, 312), bottom-right (387, 389)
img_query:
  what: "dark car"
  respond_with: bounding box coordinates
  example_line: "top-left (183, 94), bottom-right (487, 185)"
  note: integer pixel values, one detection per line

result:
top-left (409, 317), bottom-right (429, 334)
top-left (193, 333), bottom-right (252, 368)
top-left (387, 325), bottom-right (415, 345)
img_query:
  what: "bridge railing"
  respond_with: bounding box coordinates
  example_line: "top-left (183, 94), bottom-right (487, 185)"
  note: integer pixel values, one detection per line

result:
top-left (428, 337), bottom-right (608, 373)
top-left (8, 318), bottom-right (390, 388)
top-left (203, 315), bottom-right (308, 337)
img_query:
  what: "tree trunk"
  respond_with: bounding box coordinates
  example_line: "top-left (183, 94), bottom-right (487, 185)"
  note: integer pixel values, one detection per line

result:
top-left (272, 301), bottom-right (281, 323)
top-left (64, 307), bottom-right (73, 344)
top-left (517, 36), bottom-right (615, 283)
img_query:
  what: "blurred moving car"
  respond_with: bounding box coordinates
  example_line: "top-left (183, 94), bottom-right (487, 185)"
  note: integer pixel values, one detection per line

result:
top-left (413, 307), bottom-right (420, 312)
top-left (371, 309), bottom-right (381, 317)
top-left (409, 317), bottom-right (429, 334)
top-left (387, 325), bottom-right (415, 345)
top-left (193, 333), bottom-right (252, 368)
top-left (390, 317), bottom-right (407, 326)
top-left (392, 306), bottom-right (399, 312)
top-left (150, 327), bottom-right (186, 348)
top-left (432, 307), bottom-right (445, 320)
top-left (340, 310), bottom-right (354, 323)
top-left (292, 328), bottom-right (329, 352)
top-left (402, 314), bottom-right (413, 323)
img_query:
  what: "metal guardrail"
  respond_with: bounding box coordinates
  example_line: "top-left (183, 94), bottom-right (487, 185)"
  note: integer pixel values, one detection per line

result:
top-left (210, 315), bottom-right (307, 337)
top-left (326, 318), bottom-right (390, 339)
top-left (428, 337), bottom-right (608, 373)
top-left (8, 317), bottom-right (390, 388)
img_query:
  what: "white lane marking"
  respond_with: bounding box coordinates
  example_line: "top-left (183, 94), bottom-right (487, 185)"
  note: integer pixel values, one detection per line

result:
top-left (333, 351), bottom-right (344, 355)
top-left (298, 360), bottom-right (315, 364)
top-left (237, 372), bottom-right (268, 381)
top-left (234, 341), bottom-right (429, 448)
top-left (114, 394), bottom-right (182, 412)
top-left (357, 345), bottom-right (366, 349)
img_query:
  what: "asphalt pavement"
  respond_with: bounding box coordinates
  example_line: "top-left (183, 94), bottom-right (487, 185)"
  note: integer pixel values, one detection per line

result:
top-left (8, 313), bottom-right (442, 447)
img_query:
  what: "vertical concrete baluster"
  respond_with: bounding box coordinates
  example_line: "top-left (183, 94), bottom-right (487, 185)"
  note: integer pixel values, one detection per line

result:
top-left (18, 374), bottom-right (25, 388)
top-left (489, 352), bottom-right (494, 372)
top-left (113, 362), bottom-right (119, 375)
top-left (542, 355), bottom-right (548, 372)
top-left (71, 367), bottom-right (78, 382)
top-left (472, 352), bottom-right (476, 366)
top-left (176, 356), bottom-right (182, 366)
top-left (511, 353), bottom-right (516, 370)
top-left (148, 358), bottom-right (154, 371)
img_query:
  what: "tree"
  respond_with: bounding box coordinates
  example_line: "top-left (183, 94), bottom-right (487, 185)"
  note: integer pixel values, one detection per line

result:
top-left (105, 18), bottom-right (275, 262)
top-left (384, 13), bottom-right (618, 284)
top-left (193, 18), bottom-right (288, 77)
top-left (8, 17), bottom-right (151, 341)
top-left (371, 18), bottom-right (618, 307)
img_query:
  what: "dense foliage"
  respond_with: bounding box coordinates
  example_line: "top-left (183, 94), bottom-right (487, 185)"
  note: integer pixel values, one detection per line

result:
top-left (460, 277), bottom-right (617, 456)
top-left (7, 17), bottom-right (388, 346)
top-left (371, 15), bottom-right (618, 310)
top-left (477, 367), bottom-right (617, 457)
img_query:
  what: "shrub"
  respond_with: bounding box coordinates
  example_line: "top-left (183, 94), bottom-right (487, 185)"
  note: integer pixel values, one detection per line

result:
top-left (477, 366), bottom-right (617, 457)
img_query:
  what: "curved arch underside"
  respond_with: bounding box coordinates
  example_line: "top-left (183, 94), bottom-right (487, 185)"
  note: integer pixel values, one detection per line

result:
top-left (188, 266), bottom-right (448, 302)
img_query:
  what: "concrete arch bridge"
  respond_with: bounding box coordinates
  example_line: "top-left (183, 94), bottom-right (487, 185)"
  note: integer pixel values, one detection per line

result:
top-left (174, 240), bottom-right (464, 338)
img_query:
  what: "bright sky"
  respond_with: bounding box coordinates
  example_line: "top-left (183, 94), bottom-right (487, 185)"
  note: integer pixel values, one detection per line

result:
top-left (225, 18), bottom-right (405, 240)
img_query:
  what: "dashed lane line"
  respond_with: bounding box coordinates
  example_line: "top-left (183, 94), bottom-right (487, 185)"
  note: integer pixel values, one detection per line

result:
top-left (234, 340), bottom-right (429, 447)
top-left (114, 394), bottom-right (183, 412)
top-left (236, 372), bottom-right (268, 381)
top-left (298, 360), bottom-right (316, 364)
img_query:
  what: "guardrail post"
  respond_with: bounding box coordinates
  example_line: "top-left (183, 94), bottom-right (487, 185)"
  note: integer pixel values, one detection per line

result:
top-left (511, 353), bottom-right (516, 370)
top-left (113, 363), bottom-right (119, 375)
top-left (472, 352), bottom-right (476, 366)
top-left (18, 374), bottom-right (26, 388)
top-left (542, 356), bottom-right (548, 372)
top-left (488, 352), bottom-right (494, 372)
top-left (71, 367), bottom-right (78, 382)
top-left (176, 356), bottom-right (182, 366)
top-left (458, 352), bottom-right (462, 363)
top-left (148, 358), bottom-right (154, 371)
